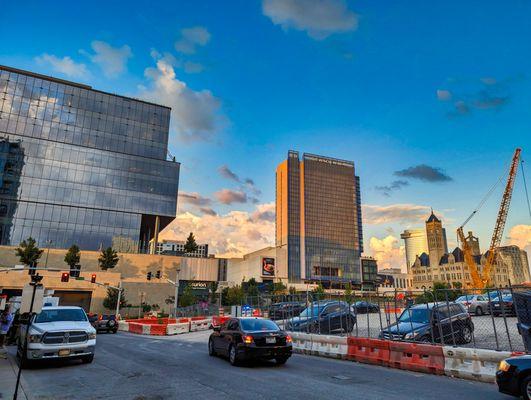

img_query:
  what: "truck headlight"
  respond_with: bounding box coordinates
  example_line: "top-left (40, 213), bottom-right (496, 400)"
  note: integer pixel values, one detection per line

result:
top-left (28, 334), bottom-right (43, 343)
top-left (88, 332), bottom-right (97, 340)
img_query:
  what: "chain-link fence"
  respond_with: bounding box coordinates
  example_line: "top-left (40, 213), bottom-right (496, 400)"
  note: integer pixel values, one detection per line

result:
top-left (209, 286), bottom-right (529, 352)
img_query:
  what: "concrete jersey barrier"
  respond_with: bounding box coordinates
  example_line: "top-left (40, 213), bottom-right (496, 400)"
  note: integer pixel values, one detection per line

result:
top-left (311, 335), bottom-right (348, 359)
top-left (167, 322), bottom-right (190, 335)
top-left (443, 346), bottom-right (512, 383)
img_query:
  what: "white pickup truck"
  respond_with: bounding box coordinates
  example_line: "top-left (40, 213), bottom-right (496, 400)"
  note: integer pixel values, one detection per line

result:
top-left (18, 306), bottom-right (96, 367)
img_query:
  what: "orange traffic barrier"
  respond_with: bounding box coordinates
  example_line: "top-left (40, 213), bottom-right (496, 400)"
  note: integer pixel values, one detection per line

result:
top-left (212, 316), bottom-right (230, 327)
top-left (128, 322), bottom-right (144, 334)
top-left (150, 324), bottom-right (167, 336)
top-left (389, 342), bottom-right (444, 375)
top-left (347, 337), bottom-right (390, 366)
top-left (191, 316), bottom-right (206, 321)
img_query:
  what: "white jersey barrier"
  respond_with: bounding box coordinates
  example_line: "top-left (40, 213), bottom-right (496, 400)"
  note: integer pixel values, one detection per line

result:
top-left (118, 321), bottom-right (129, 332)
top-left (311, 335), bottom-right (348, 359)
top-left (190, 318), bottom-right (211, 332)
top-left (442, 346), bottom-right (512, 383)
top-left (166, 322), bottom-right (190, 335)
top-left (289, 332), bottom-right (314, 354)
top-left (142, 324), bottom-right (152, 335)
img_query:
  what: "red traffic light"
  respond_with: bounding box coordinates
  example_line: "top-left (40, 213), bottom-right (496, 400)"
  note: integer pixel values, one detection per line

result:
top-left (61, 272), bottom-right (70, 282)
top-left (91, 274), bottom-right (96, 283)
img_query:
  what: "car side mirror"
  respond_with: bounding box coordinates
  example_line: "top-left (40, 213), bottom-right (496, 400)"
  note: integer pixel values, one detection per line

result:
top-left (213, 326), bottom-right (221, 332)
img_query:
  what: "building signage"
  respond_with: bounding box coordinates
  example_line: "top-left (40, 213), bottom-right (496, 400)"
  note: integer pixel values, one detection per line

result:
top-left (179, 281), bottom-right (210, 295)
top-left (262, 257), bottom-right (275, 277)
top-left (375, 274), bottom-right (395, 286)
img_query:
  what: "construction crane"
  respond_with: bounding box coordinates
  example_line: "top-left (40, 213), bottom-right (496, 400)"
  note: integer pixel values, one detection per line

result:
top-left (457, 148), bottom-right (522, 289)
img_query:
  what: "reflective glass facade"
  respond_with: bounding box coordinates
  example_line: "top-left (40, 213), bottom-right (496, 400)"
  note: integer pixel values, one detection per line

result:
top-left (276, 151), bottom-right (363, 284)
top-left (0, 65), bottom-right (179, 251)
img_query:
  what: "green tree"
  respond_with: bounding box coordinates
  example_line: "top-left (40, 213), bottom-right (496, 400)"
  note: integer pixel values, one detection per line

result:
top-left (179, 285), bottom-right (197, 307)
top-left (224, 285), bottom-right (245, 305)
top-left (102, 287), bottom-right (128, 310)
top-left (15, 237), bottom-right (43, 267)
top-left (98, 247), bottom-right (119, 271)
top-left (344, 282), bottom-right (355, 304)
top-left (183, 232), bottom-right (199, 254)
top-left (245, 278), bottom-right (259, 298)
top-left (313, 283), bottom-right (325, 301)
top-left (64, 244), bottom-right (80, 270)
top-left (273, 281), bottom-right (287, 295)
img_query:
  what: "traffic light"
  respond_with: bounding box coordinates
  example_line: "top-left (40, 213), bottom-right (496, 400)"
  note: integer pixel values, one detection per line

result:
top-left (91, 274), bottom-right (96, 283)
top-left (155, 270), bottom-right (161, 279)
top-left (61, 272), bottom-right (70, 282)
top-left (147, 272), bottom-right (152, 281)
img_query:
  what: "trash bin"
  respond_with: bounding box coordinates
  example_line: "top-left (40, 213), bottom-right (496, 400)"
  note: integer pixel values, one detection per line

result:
top-left (513, 290), bottom-right (531, 352)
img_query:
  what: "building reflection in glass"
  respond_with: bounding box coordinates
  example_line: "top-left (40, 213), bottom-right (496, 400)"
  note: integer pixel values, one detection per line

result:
top-left (0, 65), bottom-right (179, 251)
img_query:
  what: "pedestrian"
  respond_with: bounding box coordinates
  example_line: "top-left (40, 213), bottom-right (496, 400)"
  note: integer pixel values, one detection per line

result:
top-left (0, 304), bottom-right (14, 358)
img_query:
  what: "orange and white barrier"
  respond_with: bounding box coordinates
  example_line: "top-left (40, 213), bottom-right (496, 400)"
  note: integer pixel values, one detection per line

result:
top-left (442, 347), bottom-right (512, 383)
top-left (190, 318), bottom-right (211, 332)
top-left (166, 322), bottom-right (190, 335)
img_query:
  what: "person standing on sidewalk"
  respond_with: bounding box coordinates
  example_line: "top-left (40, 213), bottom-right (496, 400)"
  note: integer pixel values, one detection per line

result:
top-left (0, 305), bottom-right (14, 359)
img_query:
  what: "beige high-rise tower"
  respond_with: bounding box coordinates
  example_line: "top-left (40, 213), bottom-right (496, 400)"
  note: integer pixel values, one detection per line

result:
top-left (425, 210), bottom-right (448, 268)
top-left (400, 229), bottom-right (428, 273)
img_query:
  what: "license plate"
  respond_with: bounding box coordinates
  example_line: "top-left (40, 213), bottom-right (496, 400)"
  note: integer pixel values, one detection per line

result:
top-left (494, 304), bottom-right (500, 307)
top-left (58, 349), bottom-right (71, 357)
top-left (266, 337), bottom-right (276, 344)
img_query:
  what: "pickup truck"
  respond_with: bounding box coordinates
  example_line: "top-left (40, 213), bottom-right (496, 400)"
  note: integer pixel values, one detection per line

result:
top-left (18, 306), bottom-right (96, 367)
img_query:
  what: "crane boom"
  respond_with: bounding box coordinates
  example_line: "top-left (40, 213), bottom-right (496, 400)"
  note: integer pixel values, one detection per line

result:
top-left (482, 148), bottom-right (521, 285)
top-left (457, 227), bottom-right (483, 287)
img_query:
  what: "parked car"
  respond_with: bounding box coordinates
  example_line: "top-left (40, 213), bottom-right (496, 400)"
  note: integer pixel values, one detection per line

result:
top-left (379, 302), bottom-right (474, 344)
top-left (208, 317), bottom-right (292, 366)
top-left (284, 300), bottom-right (356, 334)
top-left (455, 294), bottom-right (489, 316)
top-left (352, 301), bottom-right (380, 314)
top-left (89, 314), bottom-right (118, 333)
top-left (496, 354), bottom-right (531, 399)
top-left (490, 294), bottom-right (516, 317)
top-left (18, 306), bottom-right (96, 367)
top-left (268, 302), bottom-right (306, 320)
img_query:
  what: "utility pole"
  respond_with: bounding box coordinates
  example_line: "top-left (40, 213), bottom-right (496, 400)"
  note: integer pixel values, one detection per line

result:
top-left (13, 273), bottom-right (43, 400)
top-left (174, 268), bottom-right (180, 317)
top-left (43, 240), bottom-right (52, 270)
top-left (115, 281), bottom-right (122, 318)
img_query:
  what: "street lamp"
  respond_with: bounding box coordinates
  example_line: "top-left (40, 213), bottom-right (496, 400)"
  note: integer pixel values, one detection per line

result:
top-left (174, 267), bottom-right (181, 317)
top-left (43, 239), bottom-right (52, 270)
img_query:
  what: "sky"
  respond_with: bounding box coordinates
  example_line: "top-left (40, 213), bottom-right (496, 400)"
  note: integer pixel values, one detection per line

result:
top-left (1, 0), bottom-right (530, 269)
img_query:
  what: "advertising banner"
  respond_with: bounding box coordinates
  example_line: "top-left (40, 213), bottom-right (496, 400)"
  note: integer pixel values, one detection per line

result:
top-left (262, 257), bottom-right (275, 277)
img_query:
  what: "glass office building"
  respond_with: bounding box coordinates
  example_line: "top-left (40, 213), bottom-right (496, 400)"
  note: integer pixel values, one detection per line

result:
top-left (0, 65), bottom-right (179, 251)
top-left (276, 151), bottom-right (363, 285)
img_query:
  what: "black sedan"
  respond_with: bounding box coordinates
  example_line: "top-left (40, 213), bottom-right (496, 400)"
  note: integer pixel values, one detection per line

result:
top-left (497, 355), bottom-right (531, 399)
top-left (352, 301), bottom-right (380, 314)
top-left (208, 317), bottom-right (292, 366)
top-left (490, 294), bottom-right (516, 317)
top-left (88, 314), bottom-right (118, 333)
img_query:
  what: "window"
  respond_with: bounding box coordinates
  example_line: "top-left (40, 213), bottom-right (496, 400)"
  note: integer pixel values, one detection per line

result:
top-left (226, 320), bottom-right (239, 331)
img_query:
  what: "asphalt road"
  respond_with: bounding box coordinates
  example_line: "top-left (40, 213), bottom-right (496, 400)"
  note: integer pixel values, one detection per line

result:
top-left (6, 330), bottom-right (513, 400)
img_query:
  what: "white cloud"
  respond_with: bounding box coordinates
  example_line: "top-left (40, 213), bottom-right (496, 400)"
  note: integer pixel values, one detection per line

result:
top-left (35, 54), bottom-right (88, 78)
top-left (184, 61), bottom-right (205, 74)
top-left (138, 56), bottom-right (223, 142)
top-left (363, 204), bottom-right (431, 225)
top-left (88, 41), bottom-right (132, 77)
top-left (159, 204), bottom-right (275, 258)
top-left (262, 0), bottom-right (358, 40)
top-left (368, 235), bottom-right (406, 271)
top-left (508, 224), bottom-right (531, 254)
top-left (175, 26), bottom-right (211, 54)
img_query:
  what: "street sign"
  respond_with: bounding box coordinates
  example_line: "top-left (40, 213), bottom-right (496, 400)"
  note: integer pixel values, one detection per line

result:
top-left (75, 276), bottom-right (85, 280)
top-left (13, 265), bottom-right (25, 270)
top-left (20, 283), bottom-right (45, 314)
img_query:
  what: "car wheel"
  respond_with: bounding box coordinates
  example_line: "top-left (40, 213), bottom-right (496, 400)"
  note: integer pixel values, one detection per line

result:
top-left (419, 335), bottom-right (432, 343)
top-left (459, 325), bottom-right (472, 344)
top-left (112, 329), bottom-right (117, 334)
top-left (521, 375), bottom-right (531, 400)
top-left (275, 357), bottom-right (289, 365)
top-left (475, 306), bottom-right (483, 316)
top-left (228, 345), bottom-right (239, 366)
top-left (309, 323), bottom-right (319, 334)
top-left (208, 339), bottom-right (216, 357)
top-left (81, 354), bottom-right (94, 364)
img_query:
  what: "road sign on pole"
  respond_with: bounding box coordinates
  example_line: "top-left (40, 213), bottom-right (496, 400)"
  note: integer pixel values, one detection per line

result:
top-left (20, 283), bottom-right (44, 314)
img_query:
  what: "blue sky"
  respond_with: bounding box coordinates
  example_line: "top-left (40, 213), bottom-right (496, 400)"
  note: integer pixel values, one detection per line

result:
top-left (1, 0), bottom-right (530, 265)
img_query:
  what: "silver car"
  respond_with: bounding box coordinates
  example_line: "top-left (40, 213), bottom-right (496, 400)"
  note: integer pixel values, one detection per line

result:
top-left (455, 294), bottom-right (489, 316)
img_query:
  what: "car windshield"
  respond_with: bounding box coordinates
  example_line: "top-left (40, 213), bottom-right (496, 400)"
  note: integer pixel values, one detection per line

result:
top-left (299, 305), bottom-right (324, 318)
top-left (456, 295), bottom-right (474, 302)
top-left (397, 308), bottom-right (430, 324)
top-left (240, 319), bottom-right (280, 331)
top-left (34, 308), bottom-right (87, 323)
top-left (501, 294), bottom-right (513, 301)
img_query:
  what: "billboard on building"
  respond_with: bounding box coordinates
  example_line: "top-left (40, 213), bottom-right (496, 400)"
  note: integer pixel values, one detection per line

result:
top-left (262, 257), bottom-right (275, 277)
top-left (375, 274), bottom-right (394, 286)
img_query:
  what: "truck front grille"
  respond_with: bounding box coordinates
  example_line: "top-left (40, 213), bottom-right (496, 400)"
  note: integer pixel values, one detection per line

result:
top-left (42, 331), bottom-right (88, 344)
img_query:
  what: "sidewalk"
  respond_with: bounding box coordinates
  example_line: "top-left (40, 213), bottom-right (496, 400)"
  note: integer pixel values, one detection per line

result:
top-left (0, 348), bottom-right (28, 400)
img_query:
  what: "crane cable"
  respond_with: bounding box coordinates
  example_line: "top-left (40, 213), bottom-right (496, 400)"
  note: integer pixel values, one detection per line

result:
top-left (459, 166), bottom-right (506, 229)
top-left (521, 159), bottom-right (531, 218)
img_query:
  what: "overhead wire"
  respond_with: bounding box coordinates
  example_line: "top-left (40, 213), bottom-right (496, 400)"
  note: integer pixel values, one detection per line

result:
top-left (521, 159), bottom-right (531, 218)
